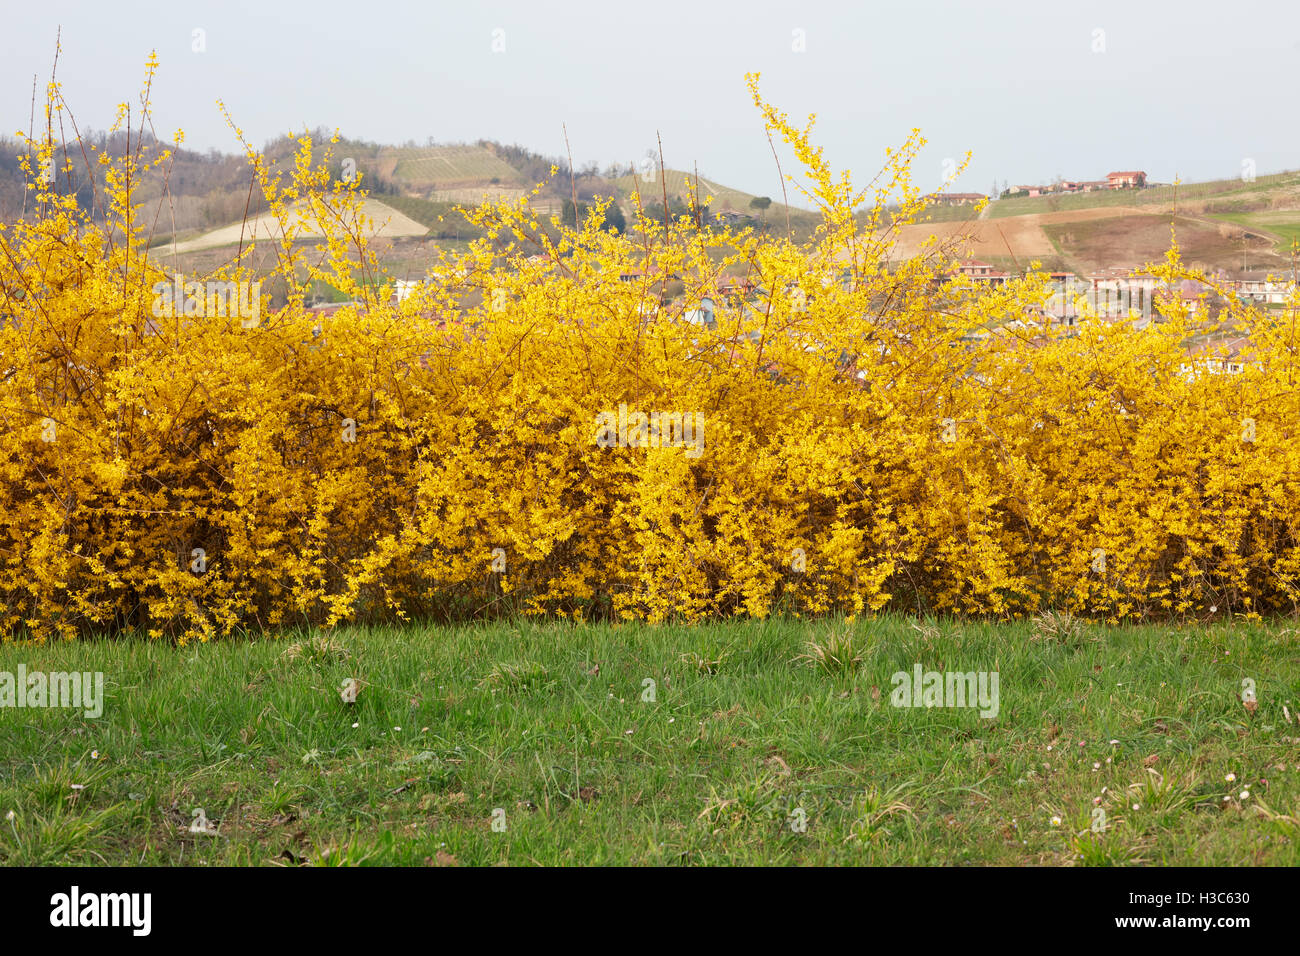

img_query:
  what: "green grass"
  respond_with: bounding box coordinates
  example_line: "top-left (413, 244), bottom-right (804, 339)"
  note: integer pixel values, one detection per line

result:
top-left (1212, 212), bottom-right (1300, 255)
top-left (2, 616), bottom-right (1297, 866)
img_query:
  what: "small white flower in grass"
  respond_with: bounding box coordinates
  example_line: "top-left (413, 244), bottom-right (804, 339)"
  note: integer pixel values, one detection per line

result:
top-left (1046, 745), bottom-right (1053, 751)
top-left (1132, 803), bottom-right (1140, 810)
top-left (393, 726), bottom-right (401, 732)
top-left (1109, 739), bottom-right (1119, 745)
top-left (91, 750), bottom-right (99, 760)
top-left (668, 717), bottom-right (675, 723)
top-left (1092, 762), bottom-right (1101, 771)
top-left (1092, 796), bottom-right (1102, 806)
top-left (1223, 795), bottom-right (1231, 803)
top-left (1240, 790), bottom-right (1250, 800)
top-left (351, 722), bottom-right (359, 729)
top-left (5, 810), bottom-right (14, 821)
top-left (1049, 815), bottom-right (1062, 826)
top-left (624, 729), bottom-right (633, 735)
top-left (70, 784), bottom-right (85, 790)
top-left (1225, 773), bottom-right (1236, 783)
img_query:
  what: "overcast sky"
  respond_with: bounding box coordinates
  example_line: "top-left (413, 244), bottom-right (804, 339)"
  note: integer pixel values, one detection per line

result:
top-left (4, 0), bottom-right (1298, 205)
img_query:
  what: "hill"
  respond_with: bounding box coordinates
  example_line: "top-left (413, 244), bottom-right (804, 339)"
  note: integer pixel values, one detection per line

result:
top-left (879, 169), bottom-right (1300, 275)
top-left (386, 144), bottom-right (524, 189)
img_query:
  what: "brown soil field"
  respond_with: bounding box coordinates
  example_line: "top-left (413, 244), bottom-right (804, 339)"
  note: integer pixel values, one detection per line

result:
top-left (880, 206), bottom-right (1148, 262)
top-left (1042, 214), bottom-right (1287, 273)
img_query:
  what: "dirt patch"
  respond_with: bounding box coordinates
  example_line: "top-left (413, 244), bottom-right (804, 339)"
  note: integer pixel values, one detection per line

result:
top-left (165, 198), bottom-right (429, 254)
top-left (881, 206), bottom-right (1148, 262)
top-left (1044, 214), bottom-right (1285, 273)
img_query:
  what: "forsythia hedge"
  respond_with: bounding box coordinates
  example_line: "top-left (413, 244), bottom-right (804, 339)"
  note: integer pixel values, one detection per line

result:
top-left (3, 65), bottom-right (1300, 641)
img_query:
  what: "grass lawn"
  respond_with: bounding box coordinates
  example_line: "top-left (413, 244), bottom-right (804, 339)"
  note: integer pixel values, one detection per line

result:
top-left (1212, 211), bottom-right (1300, 255)
top-left (1, 616), bottom-right (1297, 866)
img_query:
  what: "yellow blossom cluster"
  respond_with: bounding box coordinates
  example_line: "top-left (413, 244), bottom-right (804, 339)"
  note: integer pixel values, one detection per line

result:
top-left (2, 68), bottom-right (1299, 641)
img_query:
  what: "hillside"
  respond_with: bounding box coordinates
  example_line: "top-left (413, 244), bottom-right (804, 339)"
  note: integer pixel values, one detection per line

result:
top-left (386, 144), bottom-right (524, 189)
top-left (988, 169), bottom-right (1300, 219)
top-left (7, 126), bottom-right (1299, 277)
top-left (609, 167), bottom-right (818, 224)
top-left (873, 169), bottom-right (1300, 275)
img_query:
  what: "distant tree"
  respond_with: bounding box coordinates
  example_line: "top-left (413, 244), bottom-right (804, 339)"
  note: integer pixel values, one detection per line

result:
top-left (640, 197), bottom-right (700, 226)
top-left (564, 197), bottom-right (625, 233)
top-left (562, 199), bottom-right (589, 228)
top-left (750, 196), bottom-right (773, 216)
top-left (603, 201), bottom-right (626, 234)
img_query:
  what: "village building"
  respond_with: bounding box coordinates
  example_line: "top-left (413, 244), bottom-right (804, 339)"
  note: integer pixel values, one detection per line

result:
top-left (953, 259), bottom-right (1011, 287)
top-left (1106, 170), bottom-right (1147, 189)
top-left (1232, 272), bottom-right (1296, 305)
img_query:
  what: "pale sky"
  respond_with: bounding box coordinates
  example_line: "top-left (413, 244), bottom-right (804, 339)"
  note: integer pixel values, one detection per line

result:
top-left (4, 0), bottom-right (1299, 204)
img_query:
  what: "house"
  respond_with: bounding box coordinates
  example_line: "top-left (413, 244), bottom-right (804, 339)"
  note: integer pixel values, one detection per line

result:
top-left (1184, 335), bottom-right (1253, 375)
top-left (1233, 272), bottom-right (1296, 305)
top-left (683, 296), bottom-right (716, 328)
top-left (1152, 278), bottom-right (1211, 317)
top-left (712, 210), bottom-right (750, 226)
top-left (954, 259), bottom-right (1010, 286)
top-left (957, 260), bottom-right (995, 277)
top-left (1106, 170), bottom-right (1147, 189)
top-left (717, 276), bottom-right (759, 297)
top-left (1086, 268), bottom-right (1162, 318)
top-left (1041, 272), bottom-right (1085, 325)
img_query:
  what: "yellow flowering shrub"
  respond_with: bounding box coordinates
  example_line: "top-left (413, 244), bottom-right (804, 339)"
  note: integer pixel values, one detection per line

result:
top-left (3, 65), bottom-right (1300, 641)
